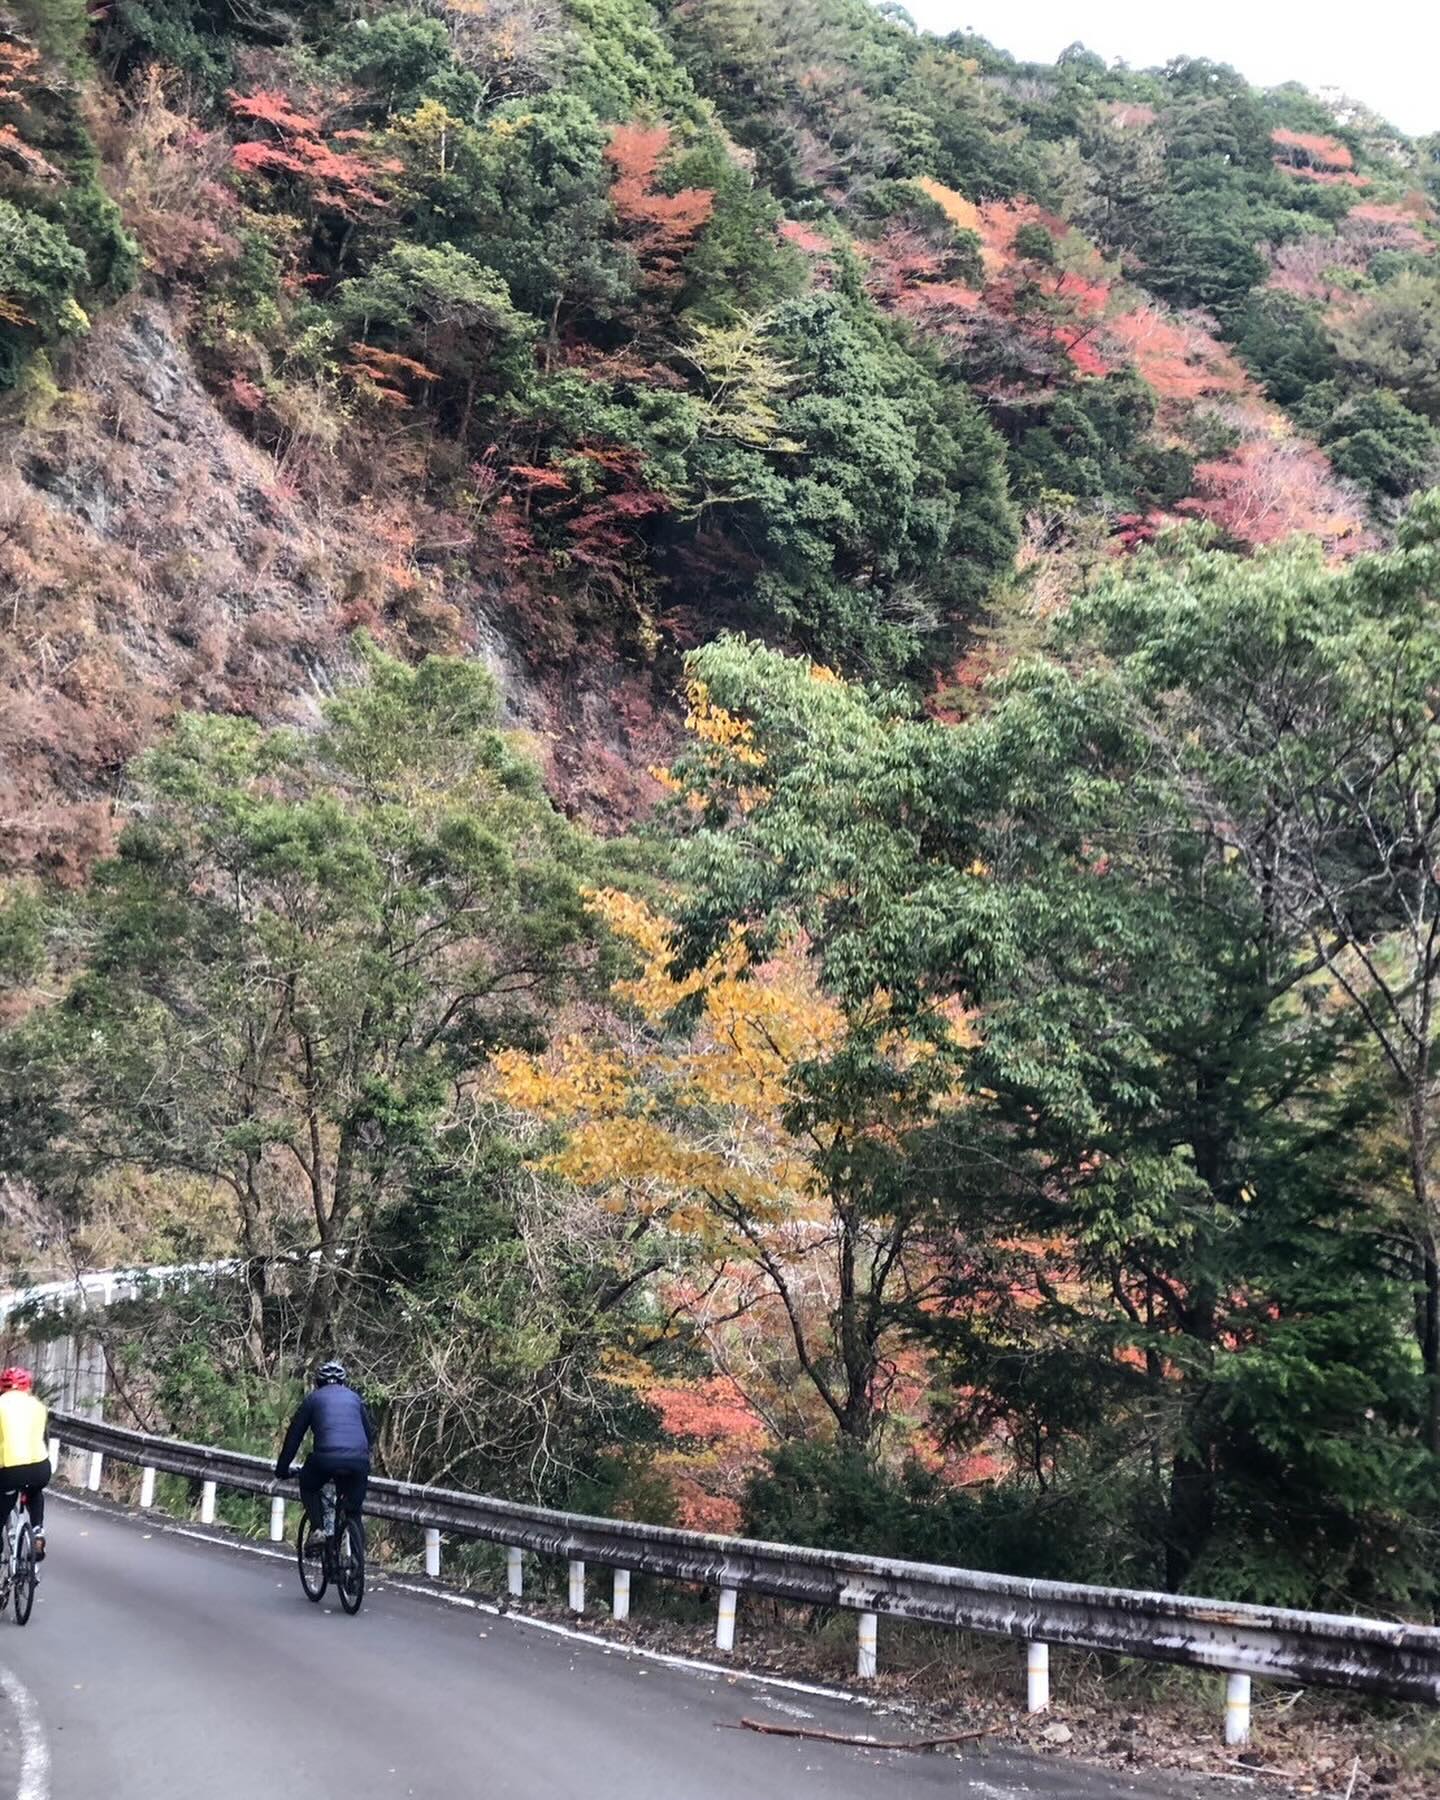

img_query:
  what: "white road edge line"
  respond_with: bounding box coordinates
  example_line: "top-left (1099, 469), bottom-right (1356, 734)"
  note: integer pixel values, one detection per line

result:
top-left (0, 1661), bottom-right (50, 1800)
top-left (50, 1492), bottom-right (892, 1714)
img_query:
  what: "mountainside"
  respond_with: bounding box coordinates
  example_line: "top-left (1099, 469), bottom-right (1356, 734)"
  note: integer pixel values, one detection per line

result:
top-left (11, 4), bottom-right (1440, 1704)
top-left (2, 0), bottom-right (1437, 873)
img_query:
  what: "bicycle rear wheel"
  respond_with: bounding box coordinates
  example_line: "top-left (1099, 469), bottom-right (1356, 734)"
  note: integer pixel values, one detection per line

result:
top-left (334, 1513), bottom-right (364, 1616)
top-left (13, 1524), bottom-right (36, 1625)
top-left (296, 1515), bottom-right (327, 1603)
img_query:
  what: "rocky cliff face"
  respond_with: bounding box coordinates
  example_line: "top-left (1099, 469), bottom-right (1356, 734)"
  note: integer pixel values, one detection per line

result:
top-left (0, 296), bottom-right (667, 879)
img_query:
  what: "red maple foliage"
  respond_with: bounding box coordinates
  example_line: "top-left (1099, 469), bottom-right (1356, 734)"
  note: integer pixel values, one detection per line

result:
top-left (858, 224), bottom-right (981, 323)
top-left (227, 87), bottom-right (395, 214)
top-left (1278, 164), bottom-right (1370, 189)
top-left (778, 217), bottom-right (833, 256)
top-left (1111, 511), bottom-right (1166, 552)
top-left (604, 121), bottom-right (714, 290)
top-left (499, 444), bottom-right (671, 596)
top-left (1184, 438), bottom-right (1368, 551)
top-left (1103, 305), bottom-right (1247, 406)
top-left (1347, 201), bottom-right (1435, 254)
top-left (343, 343), bottom-right (439, 408)
top-left (1271, 127), bottom-right (1354, 171)
top-left (0, 39), bottom-right (60, 182)
top-left (1102, 100), bottom-right (1158, 129)
top-left (1058, 327), bottom-right (1109, 376)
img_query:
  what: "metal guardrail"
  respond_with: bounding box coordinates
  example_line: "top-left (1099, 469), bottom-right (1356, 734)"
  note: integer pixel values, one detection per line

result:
top-left (50, 1409), bottom-right (1440, 1734)
top-left (1, 1257), bottom-right (279, 1322)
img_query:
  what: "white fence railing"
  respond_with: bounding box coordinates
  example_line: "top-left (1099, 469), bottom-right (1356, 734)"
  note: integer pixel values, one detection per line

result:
top-left (0, 1260), bottom-right (243, 1324)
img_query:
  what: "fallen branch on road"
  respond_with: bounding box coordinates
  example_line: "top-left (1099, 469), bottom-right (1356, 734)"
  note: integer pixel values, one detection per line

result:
top-left (724, 1717), bottom-right (997, 1752)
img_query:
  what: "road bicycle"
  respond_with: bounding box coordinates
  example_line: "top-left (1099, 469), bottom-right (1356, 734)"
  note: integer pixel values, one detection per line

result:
top-left (0, 1492), bottom-right (37, 1626)
top-left (296, 1477), bottom-right (364, 1615)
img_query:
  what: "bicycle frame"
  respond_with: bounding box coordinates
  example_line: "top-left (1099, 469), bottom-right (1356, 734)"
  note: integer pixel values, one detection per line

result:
top-left (0, 1492), bottom-right (33, 1617)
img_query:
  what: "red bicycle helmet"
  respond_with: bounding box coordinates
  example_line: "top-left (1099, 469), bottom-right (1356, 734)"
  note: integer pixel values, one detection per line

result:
top-left (0, 1367), bottom-right (33, 1391)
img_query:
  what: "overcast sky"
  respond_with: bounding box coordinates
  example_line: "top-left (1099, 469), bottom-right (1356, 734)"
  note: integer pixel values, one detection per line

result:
top-left (903, 2), bottom-right (1440, 138)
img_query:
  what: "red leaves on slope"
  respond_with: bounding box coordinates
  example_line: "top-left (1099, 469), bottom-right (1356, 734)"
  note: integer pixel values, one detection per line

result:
top-left (1271, 127), bottom-right (1354, 170)
top-left (227, 87), bottom-right (396, 214)
top-left (1183, 438), bottom-right (1368, 552)
top-left (0, 39), bottom-right (60, 181)
top-left (778, 218), bottom-right (832, 256)
top-left (497, 445), bottom-right (672, 596)
top-left (1103, 305), bottom-right (1247, 406)
top-left (342, 343), bottom-right (439, 409)
top-left (605, 121), bottom-right (714, 290)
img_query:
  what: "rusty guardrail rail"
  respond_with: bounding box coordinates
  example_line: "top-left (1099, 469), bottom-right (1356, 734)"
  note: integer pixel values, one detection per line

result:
top-left (50, 1410), bottom-right (1440, 1742)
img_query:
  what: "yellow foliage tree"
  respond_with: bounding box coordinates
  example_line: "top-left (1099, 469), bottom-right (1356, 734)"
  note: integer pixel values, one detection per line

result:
top-left (494, 887), bottom-right (967, 1443)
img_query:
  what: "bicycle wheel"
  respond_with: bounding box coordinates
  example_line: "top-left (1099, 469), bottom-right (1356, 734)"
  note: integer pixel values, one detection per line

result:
top-left (296, 1515), bottom-right (327, 1603)
top-left (13, 1524), bottom-right (35, 1626)
top-left (334, 1513), bottom-right (364, 1616)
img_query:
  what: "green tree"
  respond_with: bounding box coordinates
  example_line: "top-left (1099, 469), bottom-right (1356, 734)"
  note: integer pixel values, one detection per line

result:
top-left (663, 598), bottom-right (1435, 1606)
top-left (1333, 274), bottom-right (1440, 422)
top-left (1, 642), bottom-right (593, 1365)
top-left (701, 288), bottom-right (1016, 675)
top-left (1319, 391), bottom-right (1440, 502)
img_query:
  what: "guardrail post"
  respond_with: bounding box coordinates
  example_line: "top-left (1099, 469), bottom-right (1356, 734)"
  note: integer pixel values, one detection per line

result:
top-left (86, 1450), bottom-right (102, 1492)
top-left (139, 1467), bottom-right (156, 1509)
top-left (857, 1611), bottom-right (878, 1678)
top-left (716, 1586), bottom-right (737, 1652)
top-left (1225, 1672), bottom-right (1251, 1747)
top-left (269, 1496), bottom-right (286, 1541)
top-left (1026, 1641), bottom-right (1050, 1713)
top-left (200, 1479), bottom-right (217, 1525)
top-left (425, 1528), bottom-right (441, 1579)
top-left (47, 1436), bottom-right (59, 1468)
top-left (506, 1547), bottom-right (523, 1598)
top-left (568, 1558), bottom-right (585, 1613)
top-left (612, 1569), bottom-right (630, 1621)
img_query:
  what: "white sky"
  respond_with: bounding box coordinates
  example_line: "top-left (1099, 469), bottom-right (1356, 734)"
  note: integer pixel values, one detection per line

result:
top-left (903, 2), bottom-right (1440, 138)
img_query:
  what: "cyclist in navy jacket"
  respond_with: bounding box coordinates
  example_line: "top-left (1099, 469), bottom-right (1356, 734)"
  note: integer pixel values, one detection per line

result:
top-left (276, 1361), bottom-right (375, 1539)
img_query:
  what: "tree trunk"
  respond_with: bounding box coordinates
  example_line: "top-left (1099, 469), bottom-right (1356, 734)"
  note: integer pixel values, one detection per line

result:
top-left (1421, 1228), bottom-right (1440, 1460)
top-left (1164, 1431), bottom-right (1217, 1592)
top-left (1165, 1271), bottom-right (1219, 1592)
top-left (835, 1204), bottom-right (879, 1444)
top-left (297, 1120), bottom-right (364, 1363)
top-left (1407, 1079), bottom-right (1440, 1455)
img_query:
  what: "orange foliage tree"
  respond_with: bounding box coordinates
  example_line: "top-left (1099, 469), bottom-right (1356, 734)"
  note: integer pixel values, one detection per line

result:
top-left (604, 122), bottom-right (713, 291)
top-left (229, 88), bottom-right (397, 215)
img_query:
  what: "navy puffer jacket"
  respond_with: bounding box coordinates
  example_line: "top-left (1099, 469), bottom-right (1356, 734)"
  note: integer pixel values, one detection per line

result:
top-left (276, 1383), bottom-right (375, 1476)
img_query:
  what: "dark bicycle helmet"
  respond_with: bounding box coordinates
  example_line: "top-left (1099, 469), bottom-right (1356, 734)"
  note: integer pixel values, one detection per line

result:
top-left (317, 1359), bottom-right (347, 1385)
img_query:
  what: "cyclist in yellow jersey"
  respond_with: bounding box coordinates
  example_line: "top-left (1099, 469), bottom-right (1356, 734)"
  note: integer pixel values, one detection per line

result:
top-left (0, 1369), bottom-right (49, 1560)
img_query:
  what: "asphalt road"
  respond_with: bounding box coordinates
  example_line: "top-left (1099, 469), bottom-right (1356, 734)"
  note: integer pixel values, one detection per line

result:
top-left (0, 1497), bottom-right (1219, 1800)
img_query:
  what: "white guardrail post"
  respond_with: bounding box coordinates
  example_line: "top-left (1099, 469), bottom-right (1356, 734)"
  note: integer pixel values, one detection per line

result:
top-left (425, 1528), bottom-right (441, 1578)
top-left (857, 1610), bottom-right (878, 1678)
top-left (139, 1466), bottom-right (156, 1509)
top-left (269, 1496), bottom-right (286, 1541)
top-left (1027, 1640), bottom-right (1050, 1712)
top-left (715, 1586), bottom-right (737, 1652)
top-left (43, 1409), bottom-right (1440, 1730)
top-left (1225, 1672), bottom-right (1252, 1746)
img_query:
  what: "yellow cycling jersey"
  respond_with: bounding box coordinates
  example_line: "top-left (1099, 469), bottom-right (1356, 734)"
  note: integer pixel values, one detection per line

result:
top-left (0, 1392), bottom-right (49, 1467)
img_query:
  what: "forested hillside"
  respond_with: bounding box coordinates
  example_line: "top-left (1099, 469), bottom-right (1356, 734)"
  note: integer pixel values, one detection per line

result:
top-left (4, 0), bottom-right (1440, 1626)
